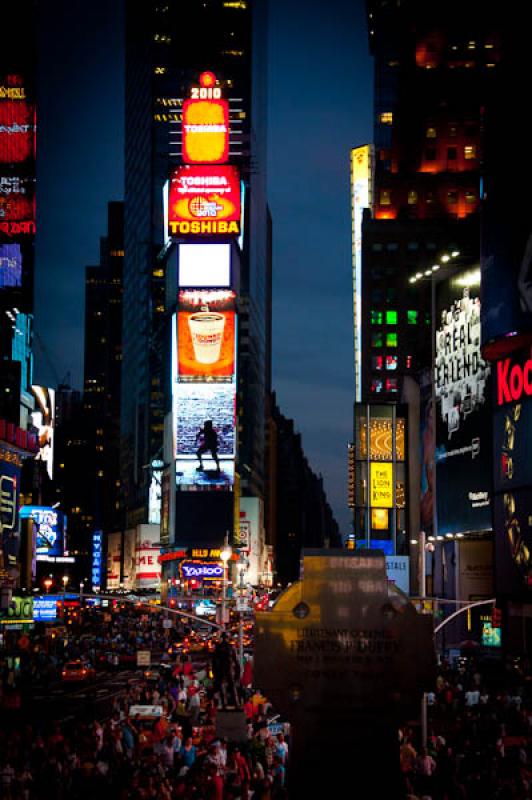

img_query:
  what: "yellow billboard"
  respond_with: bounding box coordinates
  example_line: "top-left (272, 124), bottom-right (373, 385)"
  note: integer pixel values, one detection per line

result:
top-left (370, 462), bottom-right (393, 508)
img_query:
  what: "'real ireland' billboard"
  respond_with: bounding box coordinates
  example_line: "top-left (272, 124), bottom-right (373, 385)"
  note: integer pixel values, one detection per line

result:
top-left (434, 267), bottom-right (492, 534)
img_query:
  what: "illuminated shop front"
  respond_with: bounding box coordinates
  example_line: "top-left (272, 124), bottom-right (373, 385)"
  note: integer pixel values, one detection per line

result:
top-left (353, 403), bottom-right (407, 555)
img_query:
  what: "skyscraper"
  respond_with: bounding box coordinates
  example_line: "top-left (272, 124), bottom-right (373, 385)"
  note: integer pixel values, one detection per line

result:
top-left (122, 1), bottom-right (271, 535)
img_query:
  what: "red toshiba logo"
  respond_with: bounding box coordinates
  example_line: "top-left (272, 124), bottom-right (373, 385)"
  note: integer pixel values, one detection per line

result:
top-left (497, 350), bottom-right (532, 405)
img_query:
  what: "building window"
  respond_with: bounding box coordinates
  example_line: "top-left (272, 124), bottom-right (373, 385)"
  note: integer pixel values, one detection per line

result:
top-left (386, 310), bottom-right (397, 325)
top-left (386, 332), bottom-right (397, 347)
top-left (407, 310), bottom-right (418, 325)
top-left (406, 355), bottom-right (413, 369)
top-left (426, 192), bottom-right (436, 204)
top-left (386, 378), bottom-right (398, 392)
top-left (407, 241), bottom-right (419, 251)
top-left (449, 125), bottom-right (458, 137)
top-left (372, 243), bottom-right (383, 252)
top-left (465, 191), bottom-right (476, 204)
top-left (379, 190), bottom-right (392, 206)
top-left (386, 355), bottom-right (398, 371)
top-left (447, 147), bottom-right (457, 160)
top-left (372, 356), bottom-right (383, 371)
top-left (371, 310), bottom-right (383, 325)
top-left (372, 332), bottom-right (384, 347)
top-left (386, 287), bottom-right (396, 302)
top-left (464, 145), bottom-right (476, 160)
top-left (426, 126), bottom-right (437, 138)
top-left (407, 190), bottom-right (418, 205)
top-left (447, 190), bottom-right (458, 205)
top-left (386, 243), bottom-right (398, 251)
top-left (425, 147), bottom-right (436, 161)
top-left (371, 289), bottom-right (384, 303)
top-left (371, 379), bottom-right (383, 393)
top-left (379, 111), bottom-right (393, 124)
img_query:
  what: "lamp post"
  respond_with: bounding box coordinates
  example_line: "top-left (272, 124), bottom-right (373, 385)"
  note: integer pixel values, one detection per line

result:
top-left (220, 533), bottom-right (232, 630)
top-left (43, 577), bottom-right (52, 595)
top-left (237, 551), bottom-right (248, 670)
top-left (79, 581), bottom-right (84, 606)
top-left (62, 575), bottom-right (68, 604)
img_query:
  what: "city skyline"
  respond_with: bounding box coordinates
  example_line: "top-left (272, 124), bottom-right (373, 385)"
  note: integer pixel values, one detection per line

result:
top-left (33, 0), bottom-right (372, 534)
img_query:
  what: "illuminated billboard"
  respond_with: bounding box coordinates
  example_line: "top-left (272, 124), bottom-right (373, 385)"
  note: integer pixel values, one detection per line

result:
top-left (0, 175), bottom-right (35, 222)
top-left (0, 94), bottom-right (35, 164)
top-left (182, 71), bottom-right (229, 164)
top-left (0, 243), bottom-right (22, 287)
top-left (31, 386), bottom-right (55, 480)
top-left (370, 462), bottom-right (393, 508)
top-left (351, 145), bottom-right (373, 402)
top-left (435, 268), bottom-right (492, 534)
top-left (174, 381), bottom-right (235, 489)
top-left (178, 243), bottom-right (231, 288)
top-left (168, 165), bottom-right (240, 237)
top-left (177, 290), bottom-right (236, 380)
top-left (19, 505), bottom-right (66, 559)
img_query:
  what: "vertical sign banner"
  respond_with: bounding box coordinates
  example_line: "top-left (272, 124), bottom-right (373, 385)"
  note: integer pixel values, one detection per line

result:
top-left (370, 462), bottom-right (393, 508)
top-left (351, 145), bottom-right (373, 402)
top-left (92, 531), bottom-right (103, 590)
top-left (168, 165), bottom-right (241, 237)
top-left (31, 386), bottom-right (55, 480)
top-left (434, 268), bottom-right (492, 534)
top-left (182, 71), bottom-right (229, 164)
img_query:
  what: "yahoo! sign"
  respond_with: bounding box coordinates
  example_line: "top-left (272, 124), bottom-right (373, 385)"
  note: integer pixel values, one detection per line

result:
top-left (180, 561), bottom-right (223, 580)
top-left (497, 350), bottom-right (532, 405)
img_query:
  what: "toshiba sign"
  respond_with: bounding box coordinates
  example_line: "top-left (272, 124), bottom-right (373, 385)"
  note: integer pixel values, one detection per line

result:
top-left (496, 350), bottom-right (532, 405)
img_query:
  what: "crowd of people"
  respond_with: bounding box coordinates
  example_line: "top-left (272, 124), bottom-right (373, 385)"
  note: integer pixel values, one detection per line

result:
top-left (2, 605), bottom-right (532, 798)
top-left (401, 656), bottom-right (532, 799)
top-left (0, 606), bottom-right (290, 799)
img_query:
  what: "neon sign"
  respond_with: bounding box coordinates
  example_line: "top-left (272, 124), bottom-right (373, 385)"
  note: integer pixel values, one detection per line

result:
top-left (182, 72), bottom-right (229, 164)
top-left (180, 561), bottom-right (224, 579)
top-left (168, 165), bottom-right (240, 237)
top-left (497, 350), bottom-right (532, 405)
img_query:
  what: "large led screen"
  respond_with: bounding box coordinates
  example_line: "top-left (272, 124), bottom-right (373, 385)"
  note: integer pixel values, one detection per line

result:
top-left (0, 243), bottom-right (22, 288)
top-left (177, 290), bottom-right (236, 380)
top-left (20, 505), bottom-right (65, 558)
top-left (493, 348), bottom-right (532, 493)
top-left (31, 386), bottom-right (55, 480)
top-left (0, 94), bottom-right (35, 164)
top-left (174, 382), bottom-right (235, 489)
top-left (434, 268), bottom-right (492, 534)
top-left (168, 165), bottom-right (240, 237)
top-left (178, 243), bottom-right (231, 288)
top-left (182, 95), bottom-right (229, 164)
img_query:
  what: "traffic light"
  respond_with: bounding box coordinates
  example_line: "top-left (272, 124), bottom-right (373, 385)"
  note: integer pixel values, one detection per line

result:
top-left (491, 607), bottom-right (502, 628)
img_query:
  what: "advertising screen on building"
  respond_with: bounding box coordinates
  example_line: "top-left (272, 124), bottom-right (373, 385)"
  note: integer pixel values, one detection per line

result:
top-left (0, 96), bottom-right (35, 164)
top-left (182, 71), bottom-right (229, 164)
top-left (174, 382), bottom-right (235, 489)
top-left (435, 268), bottom-right (492, 534)
top-left (31, 386), bottom-right (55, 480)
top-left (172, 306), bottom-right (236, 490)
top-left (177, 290), bottom-right (236, 380)
top-left (178, 243), bottom-right (231, 288)
top-left (351, 145), bottom-right (373, 402)
top-left (493, 348), bottom-right (532, 492)
top-left (92, 530), bottom-right (103, 590)
top-left (20, 506), bottom-right (65, 559)
top-left (370, 462), bottom-right (393, 508)
top-left (0, 243), bottom-right (22, 287)
top-left (168, 165), bottom-right (240, 237)
top-left (1, 445), bottom-right (21, 539)
top-left (494, 488), bottom-right (532, 597)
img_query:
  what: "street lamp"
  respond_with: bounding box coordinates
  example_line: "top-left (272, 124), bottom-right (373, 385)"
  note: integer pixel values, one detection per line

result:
top-left (237, 551), bottom-right (249, 669)
top-left (220, 533), bottom-right (232, 629)
top-left (43, 577), bottom-right (52, 594)
top-left (62, 574), bottom-right (68, 604)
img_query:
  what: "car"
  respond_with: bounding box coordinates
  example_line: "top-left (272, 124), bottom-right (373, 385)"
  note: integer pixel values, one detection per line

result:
top-left (61, 660), bottom-right (96, 682)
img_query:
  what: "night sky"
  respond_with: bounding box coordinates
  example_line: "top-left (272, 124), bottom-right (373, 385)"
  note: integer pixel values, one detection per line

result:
top-left (34, 0), bottom-right (373, 534)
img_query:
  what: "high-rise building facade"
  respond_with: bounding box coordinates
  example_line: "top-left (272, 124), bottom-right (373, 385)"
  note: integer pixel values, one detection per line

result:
top-left (122, 1), bottom-right (271, 541)
top-left (83, 201), bottom-right (124, 536)
top-left (359, 0), bottom-right (498, 402)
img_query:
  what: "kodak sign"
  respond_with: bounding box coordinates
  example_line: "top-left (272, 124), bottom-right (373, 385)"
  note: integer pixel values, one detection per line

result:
top-left (497, 349), bottom-right (532, 405)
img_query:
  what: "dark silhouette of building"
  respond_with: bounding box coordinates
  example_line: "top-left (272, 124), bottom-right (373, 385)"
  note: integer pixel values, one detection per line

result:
top-left (360, 0), bottom-right (498, 401)
top-left (269, 393), bottom-right (340, 584)
top-left (83, 202), bottom-right (124, 536)
top-left (122, 1), bottom-right (271, 529)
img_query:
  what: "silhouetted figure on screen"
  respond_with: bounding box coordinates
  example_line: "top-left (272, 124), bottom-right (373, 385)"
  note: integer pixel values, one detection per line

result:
top-left (195, 420), bottom-right (220, 473)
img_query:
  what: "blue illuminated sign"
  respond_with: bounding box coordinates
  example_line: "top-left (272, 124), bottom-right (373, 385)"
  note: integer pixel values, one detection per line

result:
top-left (33, 595), bottom-right (58, 621)
top-left (181, 561), bottom-right (223, 580)
top-left (92, 530), bottom-right (103, 589)
top-left (19, 506), bottom-right (65, 557)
